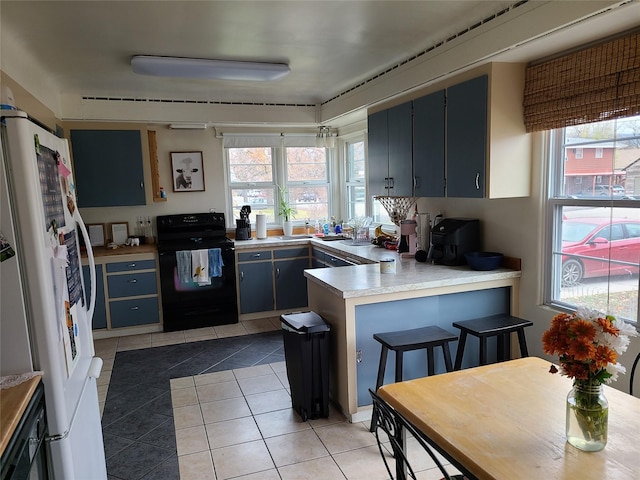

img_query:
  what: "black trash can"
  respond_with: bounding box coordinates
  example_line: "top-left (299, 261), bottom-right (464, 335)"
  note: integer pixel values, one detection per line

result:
top-left (281, 311), bottom-right (330, 421)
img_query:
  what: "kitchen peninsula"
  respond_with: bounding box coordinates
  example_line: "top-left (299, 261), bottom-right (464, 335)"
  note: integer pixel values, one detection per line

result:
top-left (302, 244), bottom-right (521, 422)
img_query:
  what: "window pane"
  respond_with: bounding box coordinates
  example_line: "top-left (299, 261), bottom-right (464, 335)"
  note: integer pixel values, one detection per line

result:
top-left (553, 206), bottom-right (640, 322)
top-left (286, 147), bottom-right (327, 182)
top-left (285, 147), bottom-right (329, 223)
top-left (289, 185), bottom-right (329, 222)
top-left (347, 141), bottom-right (365, 181)
top-left (347, 185), bottom-right (366, 219)
top-left (231, 188), bottom-right (275, 223)
top-left (228, 148), bottom-right (273, 182)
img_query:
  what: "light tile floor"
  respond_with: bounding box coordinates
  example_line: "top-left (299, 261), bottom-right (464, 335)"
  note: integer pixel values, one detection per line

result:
top-left (96, 317), bottom-right (462, 480)
top-left (170, 362), bottom-right (459, 480)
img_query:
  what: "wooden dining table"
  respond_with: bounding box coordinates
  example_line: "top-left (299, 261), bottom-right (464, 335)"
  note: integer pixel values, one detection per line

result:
top-left (378, 357), bottom-right (640, 480)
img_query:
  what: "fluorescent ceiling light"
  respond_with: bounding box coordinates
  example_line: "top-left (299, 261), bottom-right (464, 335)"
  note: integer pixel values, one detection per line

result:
top-left (131, 55), bottom-right (290, 81)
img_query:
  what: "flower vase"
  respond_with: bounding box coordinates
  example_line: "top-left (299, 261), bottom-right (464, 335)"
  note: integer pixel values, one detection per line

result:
top-left (283, 220), bottom-right (293, 237)
top-left (566, 381), bottom-right (608, 451)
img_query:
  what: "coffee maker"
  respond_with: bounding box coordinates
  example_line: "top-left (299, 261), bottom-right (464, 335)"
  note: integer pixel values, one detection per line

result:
top-left (235, 205), bottom-right (251, 240)
top-left (428, 218), bottom-right (479, 265)
top-left (397, 220), bottom-right (417, 257)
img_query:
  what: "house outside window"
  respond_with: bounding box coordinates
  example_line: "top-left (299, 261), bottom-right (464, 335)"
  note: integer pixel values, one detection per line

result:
top-left (575, 147), bottom-right (583, 159)
top-left (547, 114), bottom-right (640, 324)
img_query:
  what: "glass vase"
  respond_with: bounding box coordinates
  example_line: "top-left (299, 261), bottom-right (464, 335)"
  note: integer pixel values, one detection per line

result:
top-left (566, 380), bottom-right (608, 452)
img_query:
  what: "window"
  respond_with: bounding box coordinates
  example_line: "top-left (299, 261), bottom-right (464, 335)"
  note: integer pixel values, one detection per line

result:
top-left (345, 139), bottom-right (365, 220)
top-left (575, 147), bottom-right (583, 159)
top-left (547, 114), bottom-right (640, 323)
top-left (595, 147), bottom-right (603, 158)
top-left (225, 135), bottom-right (331, 227)
top-left (285, 146), bottom-right (330, 224)
top-left (228, 147), bottom-right (276, 223)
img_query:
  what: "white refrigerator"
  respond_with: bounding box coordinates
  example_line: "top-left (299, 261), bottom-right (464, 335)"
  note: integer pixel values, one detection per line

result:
top-left (0, 110), bottom-right (107, 479)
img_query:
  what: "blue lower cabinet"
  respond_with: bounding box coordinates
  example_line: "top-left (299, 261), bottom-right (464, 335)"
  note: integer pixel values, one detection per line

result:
top-left (82, 265), bottom-right (107, 329)
top-left (109, 297), bottom-right (160, 328)
top-left (355, 287), bottom-right (510, 406)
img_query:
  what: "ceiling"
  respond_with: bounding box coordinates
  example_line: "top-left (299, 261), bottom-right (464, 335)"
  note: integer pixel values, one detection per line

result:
top-left (1, 1), bottom-right (638, 127)
top-left (0, 0), bottom-right (520, 106)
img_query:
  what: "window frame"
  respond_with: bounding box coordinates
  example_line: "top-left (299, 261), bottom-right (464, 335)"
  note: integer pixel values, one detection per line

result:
top-left (225, 137), bottom-right (334, 228)
top-left (545, 120), bottom-right (640, 324)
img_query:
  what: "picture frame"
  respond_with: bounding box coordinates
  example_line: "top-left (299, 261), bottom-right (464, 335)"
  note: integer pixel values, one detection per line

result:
top-left (171, 151), bottom-right (205, 192)
top-left (110, 222), bottom-right (129, 245)
top-left (87, 224), bottom-right (106, 247)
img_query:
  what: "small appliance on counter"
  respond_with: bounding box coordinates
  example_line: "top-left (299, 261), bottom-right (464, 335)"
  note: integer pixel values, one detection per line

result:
top-left (236, 205), bottom-right (251, 240)
top-left (428, 218), bottom-right (480, 266)
top-left (397, 219), bottom-right (417, 257)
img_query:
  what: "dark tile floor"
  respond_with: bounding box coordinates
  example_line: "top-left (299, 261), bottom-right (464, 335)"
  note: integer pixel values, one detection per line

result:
top-left (101, 331), bottom-right (285, 480)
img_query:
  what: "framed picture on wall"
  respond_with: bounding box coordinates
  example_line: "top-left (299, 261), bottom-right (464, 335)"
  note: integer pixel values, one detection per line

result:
top-left (171, 151), bottom-right (205, 192)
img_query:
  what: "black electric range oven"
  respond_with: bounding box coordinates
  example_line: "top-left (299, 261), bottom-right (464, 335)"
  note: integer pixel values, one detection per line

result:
top-left (157, 213), bottom-right (238, 332)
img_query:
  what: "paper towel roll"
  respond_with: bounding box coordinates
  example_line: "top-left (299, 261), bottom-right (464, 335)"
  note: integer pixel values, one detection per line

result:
top-left (256, 214), bottom-right (267, 239)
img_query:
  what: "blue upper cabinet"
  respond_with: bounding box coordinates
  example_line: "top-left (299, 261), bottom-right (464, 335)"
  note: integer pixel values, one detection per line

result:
top-left (367, 110), bottom-right (389, 197)
top-left (367, 102), bottom-right (413, 197)
top-left (387, 102), bottom-right (413, 197)
top-left (71, 130), bottom-right (146, 207)
top-left (413, 90), bottom-right (446, 197)
top-left (446, 75), bottom-right (488, 198)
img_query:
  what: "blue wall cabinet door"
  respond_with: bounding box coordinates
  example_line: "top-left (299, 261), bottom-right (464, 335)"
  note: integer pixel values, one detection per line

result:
top-left (238, 261), bottom-right (274, 314)
top-left (274, 258), bottom-right (309, 310)
top-left (446, 75), bottom-right (488, 198)
top-left (82, 264), bottom-right (107, 329)
top-left (413, 90), bottom-right (446, 197)
top-left (387, 101), bottom-right (413, 196)
top-left (367, 110), bottom-right (389, 197)
top-left (71, 130), bottom-right (146, 207)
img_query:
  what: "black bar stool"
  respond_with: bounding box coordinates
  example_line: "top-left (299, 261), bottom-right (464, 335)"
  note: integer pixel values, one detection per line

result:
top-left (369, 325), bottom-right (457, 432)
top-left (452, 314), bottom-right (533, 370)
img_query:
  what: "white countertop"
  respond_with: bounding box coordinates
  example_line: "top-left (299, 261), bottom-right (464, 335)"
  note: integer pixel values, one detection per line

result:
top-left (303, 261), bottom-right (520, 299)
top-left (234, 235), bottom-right (520, 299)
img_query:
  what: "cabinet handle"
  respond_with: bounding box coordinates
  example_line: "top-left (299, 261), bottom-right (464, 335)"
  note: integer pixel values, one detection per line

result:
top-left (128, 263), bottom-right (136, 267)
top-left (389, 177), bottom-right (394, 188)
top-left (475, 173), bottom-right (480, 190)
top-left (252, 253), bottom-right (261, 258)
top-left (414, 176), bottom-right (419, 189)
top-left (140, 181), bottom-right (144, 189)
top-left (128, 279), bottom-right (138, 283)
top-left (240, 271), bottom-right (244, 281)
top-left (130, 306), bottom-right (139, 311)
top-left (276, 267), bottom-right (280, 278)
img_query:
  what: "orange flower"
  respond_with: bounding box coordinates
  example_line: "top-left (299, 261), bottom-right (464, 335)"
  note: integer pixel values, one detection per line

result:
top-left (569, 319), bottom-right (596, 341)
top-left (566, 336), bottom-right (596, 361)
top-left (596, 317), bottom-right (619, 336)
top-left (592, 345), bottom-right (617, 370)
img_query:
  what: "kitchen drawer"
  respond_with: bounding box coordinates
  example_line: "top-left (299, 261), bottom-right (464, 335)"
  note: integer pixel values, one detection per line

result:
top-left (238, 250), bottom-right (272, 262)
top-left (106, 259), bottom-right (156, 273)
top-left (109, 297), bottom-right (159, 328)
top-left (107, 272), bottom-right (157, 298)
top-left (312, 248), bottom-right (326, 262)
top-left (274, 246), bottom-right (309, 259)
top-left (325, 254), bottom-right (351, 267)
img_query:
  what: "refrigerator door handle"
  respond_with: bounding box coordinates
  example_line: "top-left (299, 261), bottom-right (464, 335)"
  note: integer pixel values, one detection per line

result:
top-left (74, 209), bottom-right (96, 324)
top-left (46, 357), bottom-right (103, 443)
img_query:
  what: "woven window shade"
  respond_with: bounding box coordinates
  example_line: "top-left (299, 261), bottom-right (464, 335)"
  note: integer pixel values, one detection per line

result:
top-left (523, 31), bottom-right (640, 132)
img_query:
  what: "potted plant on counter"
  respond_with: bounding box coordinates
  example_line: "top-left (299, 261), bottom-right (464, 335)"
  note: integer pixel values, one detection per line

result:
top-left (278, 185), bottom-right (295, 236)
